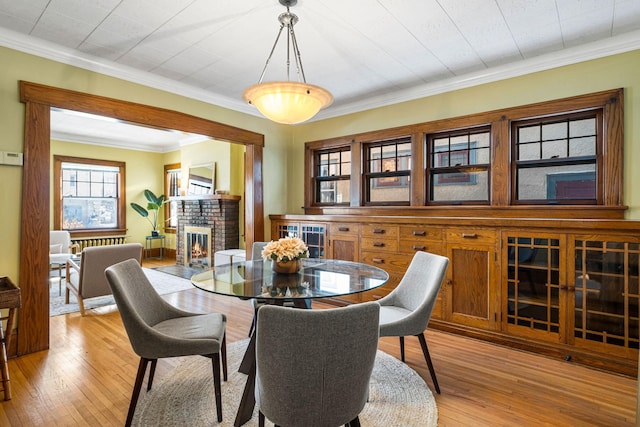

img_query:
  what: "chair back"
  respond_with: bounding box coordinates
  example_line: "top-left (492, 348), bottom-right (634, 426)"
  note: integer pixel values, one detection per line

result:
top-left (105, 258), bottom-right (188, 358)
top-left (380, 251), bottom-right (449, 333)
top-left (77, 243), bottom-right (143, 298)
top-left (50, 230), bottom-right (71, 255)
top-left (250, 242), bottom-right (268, 261)
top-left (256, 302), bottom-right (380, 427)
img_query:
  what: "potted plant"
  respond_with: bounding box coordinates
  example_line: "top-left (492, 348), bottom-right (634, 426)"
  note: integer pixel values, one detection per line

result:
top-left (130, 189), bottom-right (166, 236)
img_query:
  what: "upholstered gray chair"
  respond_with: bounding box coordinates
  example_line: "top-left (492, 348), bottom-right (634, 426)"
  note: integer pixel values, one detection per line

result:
top-left (105, 259), bottom-right (227, 427)
top-left (65, 243), bottom-right (143, 315)
top-left (378, 250), bottom-right (449, 394)
top-left (255, 302), bottom-right (380, 427)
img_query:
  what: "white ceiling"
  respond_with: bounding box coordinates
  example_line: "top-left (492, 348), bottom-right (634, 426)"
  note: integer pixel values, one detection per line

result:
top-left (2, 0), bottom-right (640, 151)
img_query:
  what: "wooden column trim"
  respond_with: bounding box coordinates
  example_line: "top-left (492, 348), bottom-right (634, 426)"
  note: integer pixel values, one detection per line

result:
top-left (18, 80), bottom-right (265, 354)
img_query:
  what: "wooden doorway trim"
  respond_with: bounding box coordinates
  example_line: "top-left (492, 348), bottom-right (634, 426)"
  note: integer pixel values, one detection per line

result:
top-left (18, 81), bottom-right (264, 355)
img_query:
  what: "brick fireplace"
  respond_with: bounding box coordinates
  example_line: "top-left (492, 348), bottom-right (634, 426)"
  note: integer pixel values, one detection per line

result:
top-left (175, 195), bottom-right (241, 268)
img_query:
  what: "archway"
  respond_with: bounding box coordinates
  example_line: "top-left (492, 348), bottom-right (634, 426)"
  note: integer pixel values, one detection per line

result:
top-left (19, 81), bottom-right (264, 354)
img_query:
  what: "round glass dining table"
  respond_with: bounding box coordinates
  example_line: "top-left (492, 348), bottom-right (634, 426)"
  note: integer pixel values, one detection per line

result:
top-left (191, 258), bottom-right (389, 301)
top-left (191, 258), bottom-right (389, 427)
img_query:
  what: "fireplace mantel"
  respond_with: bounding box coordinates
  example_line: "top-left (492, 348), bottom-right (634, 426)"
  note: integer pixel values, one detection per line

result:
top-left (175, 196), bottom-right (240, 268)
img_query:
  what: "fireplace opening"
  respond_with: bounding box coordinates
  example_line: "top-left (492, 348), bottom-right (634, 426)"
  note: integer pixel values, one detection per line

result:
top-left (184, 226), bottom-right (212, 269)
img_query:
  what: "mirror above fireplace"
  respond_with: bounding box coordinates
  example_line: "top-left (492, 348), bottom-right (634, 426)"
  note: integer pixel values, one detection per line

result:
top-left (187, 163), bottom-right (215, 195)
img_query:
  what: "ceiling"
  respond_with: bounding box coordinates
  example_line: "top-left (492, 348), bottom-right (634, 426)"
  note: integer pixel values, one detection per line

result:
top-left (2, 0), bottom-right (640, 151)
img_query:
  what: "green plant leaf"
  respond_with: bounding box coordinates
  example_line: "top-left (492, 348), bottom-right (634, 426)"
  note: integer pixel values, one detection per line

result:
top-left (130, 202), bottom-right (149, 217)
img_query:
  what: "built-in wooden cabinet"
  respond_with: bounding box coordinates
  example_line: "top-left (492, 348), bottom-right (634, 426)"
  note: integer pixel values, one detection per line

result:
top-left (444, 227), bottom-right (499, 331)
top-left (270, 214), bottom-right (640, 375)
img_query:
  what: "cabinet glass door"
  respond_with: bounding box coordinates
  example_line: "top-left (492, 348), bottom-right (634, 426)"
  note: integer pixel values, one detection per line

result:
top-left (505, 235), bottom-right (564, 341)
top-left (573, 238), bottom-right (640, 355)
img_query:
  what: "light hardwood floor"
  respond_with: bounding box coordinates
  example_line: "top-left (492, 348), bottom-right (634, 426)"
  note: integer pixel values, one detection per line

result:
top-left (2, 260), bottom-right (637, 426)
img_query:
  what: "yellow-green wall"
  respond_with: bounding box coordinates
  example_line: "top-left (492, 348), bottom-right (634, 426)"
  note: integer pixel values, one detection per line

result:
top-left (2, 44), bottom-right (640, 284)
top-left (292, 50), bottom-right (640, 217)
top-left (0, 46), bottom-right (291, 281)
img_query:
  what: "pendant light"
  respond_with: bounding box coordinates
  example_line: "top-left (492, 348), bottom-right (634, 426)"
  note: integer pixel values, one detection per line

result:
top-left (242, 0), bottom-right (333, 125)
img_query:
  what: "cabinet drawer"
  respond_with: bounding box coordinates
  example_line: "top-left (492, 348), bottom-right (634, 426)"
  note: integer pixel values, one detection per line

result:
top-left (398, 240), bottom-right (443, 254)
top-left (361, 224), bottom-right (399, 238)
top-left (399, 226), bottom-right (443, 241)
top-left (445, 228), bottom-right (496, 244)
top-left (360, 251), bottom-right (409, 273)
top-left (329, 223), bottom-right (359, 236)
top-left (361, 237), bottom-right (398, 252)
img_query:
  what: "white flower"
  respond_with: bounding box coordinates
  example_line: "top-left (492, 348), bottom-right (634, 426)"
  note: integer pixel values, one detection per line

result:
top-left (261, 237), bottom-right (309, 262)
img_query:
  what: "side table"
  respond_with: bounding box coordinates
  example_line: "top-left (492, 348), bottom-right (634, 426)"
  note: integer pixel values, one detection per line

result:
top-left (0, 277), bottom-right (21, 400)
top-left (145, 235), bottom-right (166, 260)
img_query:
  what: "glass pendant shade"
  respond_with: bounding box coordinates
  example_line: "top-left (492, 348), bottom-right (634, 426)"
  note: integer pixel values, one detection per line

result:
top-left (243, 81), bottom-right (333, 125)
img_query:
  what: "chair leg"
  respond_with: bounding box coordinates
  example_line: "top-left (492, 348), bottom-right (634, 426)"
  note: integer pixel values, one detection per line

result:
top-left (248, 314), bottom-right (256, 337)
top-left (126, 358), bottom-right (151, 427)
top-left (221, 334), bottom-right (228, 381)
top-left (77, 296), bottom-right (86, 316)
top-left (147, 359), bottom-right (158, 391)
top-left (399, 336), bottom-right (405, 362)
top-left (258, 411), bottom-right (265, 427)
top-left (416, 333), bottom-right (440, 394)
top-left (211, 353), bottom-right (223, 422)
top-left (347, 416), bottom-right (361, 427)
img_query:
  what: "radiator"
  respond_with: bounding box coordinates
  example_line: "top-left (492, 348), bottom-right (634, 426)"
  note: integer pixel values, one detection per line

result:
top-left (71, 235), bottom-right (128, 252)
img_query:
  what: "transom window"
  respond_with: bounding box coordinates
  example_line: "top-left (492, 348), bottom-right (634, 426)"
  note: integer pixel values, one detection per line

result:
top-left (54, 156), bottom-right (125, 232)
top-left (512, 111), bottom-right (600, 204)
top-left (364, 137), bottom-right (412, 205)
top-left (428, 127), bottom-right (490, 204)
top-left (315, 147), bottom-right (351, 204)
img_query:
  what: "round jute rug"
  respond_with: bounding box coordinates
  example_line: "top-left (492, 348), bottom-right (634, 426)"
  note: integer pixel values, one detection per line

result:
top-left (132, 339), bottom-right (437, 426)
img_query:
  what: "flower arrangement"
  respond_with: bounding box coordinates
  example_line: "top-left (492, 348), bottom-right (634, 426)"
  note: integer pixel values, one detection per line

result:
top-left (261, 237), bottom-right (309, 262)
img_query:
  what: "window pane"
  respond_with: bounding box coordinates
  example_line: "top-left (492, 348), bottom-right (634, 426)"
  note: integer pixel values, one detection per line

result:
top-left (315, 148), bottom-right (351, 204)
top-left (77, 181), bottom-right (90, 196)
top-left (519, 142), bottom-right (540, 161)
top-left (474, 132), bottom-right (490, 148)
top-left (62, 197), bottom-right (118, 229)
top-left (514, 114), bottom-right (598, 203)
top-left (427, 127), bottom-right (491, 204)
top-left (542, 139), bottom-right (568, 159)
top-left (319, 179), bottom-right (350, 203)
top-left (60, 160), bottom-right (122, 231)
top-left (519, 126), bottom-right (540, 143)
top-left (518, 164), bottom-right (596, 200)
top-left (369, 176), bottom-right (410, 203)
top-left (570, 118), bottom-right (596, 137)
top-left (542, 122), bottom-right (567, 141)
top-left (570, 136), bottom-right (596, 157)
top-left (431, 171), bottom-right (489, 202)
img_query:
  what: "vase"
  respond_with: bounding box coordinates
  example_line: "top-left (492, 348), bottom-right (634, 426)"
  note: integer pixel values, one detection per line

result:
top-left (272, 259), bottom-right (302, 274)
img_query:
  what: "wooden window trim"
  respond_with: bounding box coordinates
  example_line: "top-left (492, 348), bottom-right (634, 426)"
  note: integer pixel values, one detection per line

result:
top-left (164, 162), bottom-right (181, 234)
top-left (53, 155), bottom-right (126, 237)
top-left (510, 110), bottom-right (602, 205)
top-left (303, 89), bottom-right (624, 219)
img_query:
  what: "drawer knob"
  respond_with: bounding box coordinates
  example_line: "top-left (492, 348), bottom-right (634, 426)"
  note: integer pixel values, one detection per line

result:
top-left (373, 242), bottom-right (385, 247)
top-left (373, 229), bottom-right (385, 234)
top-left (413, 230), bottom-right (426, 236)
top-left (462, 233), bottom-right (478, 239)
top-left (413, 245), bottom-right (426, 251)
top-left (372, 258), bottom-right (384, 264)
top-left (338, 227), bottom-right (349, 232)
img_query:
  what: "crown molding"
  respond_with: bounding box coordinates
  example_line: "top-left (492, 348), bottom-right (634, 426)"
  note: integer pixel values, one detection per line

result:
top-left (2, 27), bottom-right (639, 124)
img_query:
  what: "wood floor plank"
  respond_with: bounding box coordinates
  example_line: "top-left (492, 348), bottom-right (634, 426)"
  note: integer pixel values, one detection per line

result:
top-left (0, 260), bottom-right (636, 426)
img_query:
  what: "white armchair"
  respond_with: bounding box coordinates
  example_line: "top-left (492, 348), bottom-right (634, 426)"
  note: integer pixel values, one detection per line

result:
top-left (49, 230), bottom-right (73, 295)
